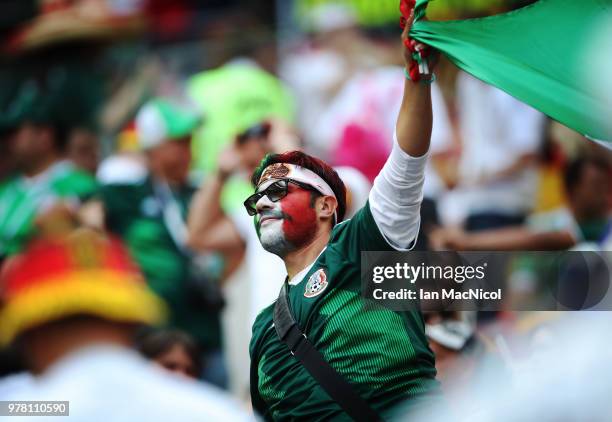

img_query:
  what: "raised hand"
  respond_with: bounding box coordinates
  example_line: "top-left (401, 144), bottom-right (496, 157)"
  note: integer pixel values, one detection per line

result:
top-left (217, 144), bottom-right (243, 180)
top-left (399, 0), bottom-right (438, 82)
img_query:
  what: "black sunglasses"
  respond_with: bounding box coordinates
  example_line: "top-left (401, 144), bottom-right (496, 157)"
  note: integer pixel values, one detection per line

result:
top-left (236, 122), bottom-right (271, 145)
top-left (243, 179), bottom-right (320, 216)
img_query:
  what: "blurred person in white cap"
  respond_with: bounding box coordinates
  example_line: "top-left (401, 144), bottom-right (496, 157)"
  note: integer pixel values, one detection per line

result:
top-left (91, 98), bottom-right (230, 388)
top-left (134, 98), bottom-right (201, 183)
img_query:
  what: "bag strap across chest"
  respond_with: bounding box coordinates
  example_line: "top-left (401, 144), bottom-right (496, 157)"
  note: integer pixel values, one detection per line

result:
top-left (273, 282), bottom-right (382, 422)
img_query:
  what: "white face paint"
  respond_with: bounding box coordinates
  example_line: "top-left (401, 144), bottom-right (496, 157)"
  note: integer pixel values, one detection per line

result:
top-left (255, 194), bottom-right (294, 257)
top-left (253, 176), bottom-right (321, 258)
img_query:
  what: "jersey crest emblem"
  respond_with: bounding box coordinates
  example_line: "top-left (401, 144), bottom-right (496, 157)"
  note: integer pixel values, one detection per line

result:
top-left (304, 269), bottom-right (328, 298)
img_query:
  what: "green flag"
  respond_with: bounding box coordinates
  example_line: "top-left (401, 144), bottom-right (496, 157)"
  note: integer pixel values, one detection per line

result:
top-left (410, 0), bottom-right (612, 145)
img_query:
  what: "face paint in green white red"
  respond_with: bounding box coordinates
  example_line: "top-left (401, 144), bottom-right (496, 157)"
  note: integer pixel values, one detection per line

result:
top-left (256, 183), bottom-right (318, 257)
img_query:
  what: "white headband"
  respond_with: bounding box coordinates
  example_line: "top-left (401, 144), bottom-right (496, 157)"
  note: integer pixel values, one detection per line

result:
top-left (257, 163), bottom-right (336, 199)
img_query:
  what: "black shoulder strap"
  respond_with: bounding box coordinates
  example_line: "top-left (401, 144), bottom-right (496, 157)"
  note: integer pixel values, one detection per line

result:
top-left (273, 283), bottom-right (382, 422)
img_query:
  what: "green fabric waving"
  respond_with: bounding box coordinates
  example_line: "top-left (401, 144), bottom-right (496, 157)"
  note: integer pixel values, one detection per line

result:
top-left (410, 0), bottom-right (612, 144)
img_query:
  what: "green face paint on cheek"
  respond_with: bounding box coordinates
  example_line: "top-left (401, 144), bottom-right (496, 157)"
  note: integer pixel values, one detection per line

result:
top-left (254, 214), bottom-right (261, 238)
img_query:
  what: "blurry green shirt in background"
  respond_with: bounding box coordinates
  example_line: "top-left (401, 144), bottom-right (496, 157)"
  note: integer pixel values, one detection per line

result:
top-left (0, 161), bottom-right (98, 258)
top-left (101, 178), bottom-right (222, 351)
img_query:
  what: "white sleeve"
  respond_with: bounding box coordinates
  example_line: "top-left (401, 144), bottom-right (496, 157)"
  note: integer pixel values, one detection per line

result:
top-left (369, 133), bottom-right (428, 250)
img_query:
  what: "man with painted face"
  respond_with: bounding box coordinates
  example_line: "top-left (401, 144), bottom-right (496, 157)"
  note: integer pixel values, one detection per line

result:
top-left (246, 9), bottom-right (439, 421)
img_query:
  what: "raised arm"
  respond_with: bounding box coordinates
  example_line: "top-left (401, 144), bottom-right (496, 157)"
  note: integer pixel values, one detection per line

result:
top-left (396, 8), bottom-right (435, 157)
top-left (186, 172), bottom-right (227, 247)
top-left (186, 146), bottom-right (244, 252)
top-left (368, 7), bottom-right (437, 250)
top-left (430, 226), bottom-right (576, 251)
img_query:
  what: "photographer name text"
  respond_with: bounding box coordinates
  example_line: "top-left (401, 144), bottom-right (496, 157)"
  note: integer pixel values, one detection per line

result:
top-left (371, 287), bottom-right (502, 301)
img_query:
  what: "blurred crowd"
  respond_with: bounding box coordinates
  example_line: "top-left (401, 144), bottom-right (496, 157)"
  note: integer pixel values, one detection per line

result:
top-left (0, 0), bottom-right (611, 420)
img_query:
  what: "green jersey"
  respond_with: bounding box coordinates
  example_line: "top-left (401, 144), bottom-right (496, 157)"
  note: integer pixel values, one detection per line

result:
top-left (250, 202), bottom-right (438, 421)
top-left (101, 178), bottom-right (221, 350)
top-left (0, 162), bottom-right (98, 257)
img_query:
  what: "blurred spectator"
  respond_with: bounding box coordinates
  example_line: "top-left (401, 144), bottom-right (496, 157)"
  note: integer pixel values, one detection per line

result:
top-left (0, 227), bottom-right (252, 420)
top-left (137, 328), bottom-right (202, 380)
top-left (66, 126), bottom-right (100, 175)
top-left (0, 74), bottom-right (98, 261)
top-left (96, 98), bottom-right (228, 388)
top-left (332, 122), bottom-right (390, 183)
top-left (187, 120), bottom-right (297, 326)
top-left (312, 66), bottom-right (451, 168)
top-left (554, 157), bottom-right (610, 245)
top-left (445, 72), bottom-right (546, 230)
top-left (187, 61), bottom-right (294, 174)
top-left (96, 121), bottom-right (147, 185)
top-left (416, 313), bottom-right (612, 421)
top-left (0, 81), bottom-right (19, 181)
top-left (431, 156), bottom-right (611, 251)
top-left (0, 131), bottom-right (16, 182)
top-left (280, 3), bottom-right (394, 156)
top-left (0, 371), bottom-right (34, 399)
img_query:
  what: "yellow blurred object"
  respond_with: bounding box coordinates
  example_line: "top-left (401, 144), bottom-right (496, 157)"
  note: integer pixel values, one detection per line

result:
top-left (296, 0), bottom-right (509, 28)
top-left (534, 164), bottom-right (567, 213)
top-left (0, 228), bottom-right (167, 346)
top-left (116, 122), bottom-right (140, 152)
